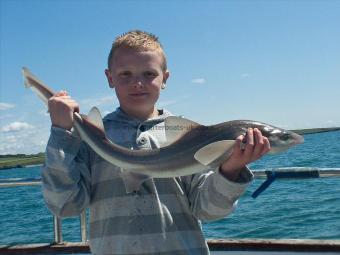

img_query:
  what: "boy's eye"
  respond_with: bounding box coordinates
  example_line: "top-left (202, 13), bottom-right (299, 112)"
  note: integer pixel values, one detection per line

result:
top-left (144, 71), bottom-right (157, 78)
top-left (118, 71), bottom-right (131, 78)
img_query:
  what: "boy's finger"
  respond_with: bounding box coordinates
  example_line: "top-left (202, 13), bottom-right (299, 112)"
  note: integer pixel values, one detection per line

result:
top-left (234, 135), bottom-right (244, 154)
top-left (243, 128), bottom-right (255, 158)
top-left (70, 102), bottom-right (80, 113)
top-left (238, 134), bottom-right (246, 151)
top-left (261, 137), bottom-right (271, 156)
top-left (74, 105), bottom-right (80, 113)
top-left (252, 128), bottom-right (265, 157)
top-left (54, 90), bottom-right (68, 97)
top-left (57, 96), bottom-right (72, 100)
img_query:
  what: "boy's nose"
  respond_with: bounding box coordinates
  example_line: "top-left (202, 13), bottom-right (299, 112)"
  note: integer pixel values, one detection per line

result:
top-left (132, 76), bottom-right (144, 87)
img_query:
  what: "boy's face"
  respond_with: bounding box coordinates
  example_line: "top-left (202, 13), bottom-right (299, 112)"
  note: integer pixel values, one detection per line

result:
top-left (105, 48), bottom-right (169, 119)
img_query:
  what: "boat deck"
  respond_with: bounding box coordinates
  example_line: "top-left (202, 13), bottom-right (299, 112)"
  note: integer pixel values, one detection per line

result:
top-left (1, 239), bottom-right (340, 254)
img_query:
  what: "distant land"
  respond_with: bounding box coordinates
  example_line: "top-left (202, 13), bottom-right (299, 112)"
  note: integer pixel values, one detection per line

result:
top-left (291, 127), bottom-right (340, 135)
top-left (0, 153), bottom-right (45, 170)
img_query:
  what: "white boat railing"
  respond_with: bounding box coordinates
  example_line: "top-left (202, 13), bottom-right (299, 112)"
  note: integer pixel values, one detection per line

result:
top-left (1, 168), bottom-right (340, 248)
top-left (1, 181), bottom-right (340, 254)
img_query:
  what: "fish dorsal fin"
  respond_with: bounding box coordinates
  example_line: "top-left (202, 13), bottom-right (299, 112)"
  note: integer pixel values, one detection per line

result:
top-left (194, 140), bottom-right (235, 166)
top-left (87, 107), bottom-right (105, 132)
top-left (164, 116), bottom-right (202, 146)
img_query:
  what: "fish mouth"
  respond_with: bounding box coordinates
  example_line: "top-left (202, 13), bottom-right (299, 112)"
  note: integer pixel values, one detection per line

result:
top-left (292, 133), bottom-right (304, 144)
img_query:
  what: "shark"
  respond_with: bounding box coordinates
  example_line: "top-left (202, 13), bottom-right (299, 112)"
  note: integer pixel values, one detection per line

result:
top-left (22, 67), bottom-right (304, 192)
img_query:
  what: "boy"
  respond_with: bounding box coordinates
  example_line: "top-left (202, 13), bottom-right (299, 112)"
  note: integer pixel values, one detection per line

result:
top-left (43, 30), bottom-right (270, 254)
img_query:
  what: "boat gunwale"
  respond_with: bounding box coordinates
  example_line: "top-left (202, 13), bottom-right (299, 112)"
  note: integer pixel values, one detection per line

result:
top-left (1, 239), bottom-right (340, 254)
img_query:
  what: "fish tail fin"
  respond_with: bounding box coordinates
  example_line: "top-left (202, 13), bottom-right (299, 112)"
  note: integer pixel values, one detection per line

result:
top-left (21, 67), bottom-right (55, 105)
top-left (22, 67), bottom-right (33, 88)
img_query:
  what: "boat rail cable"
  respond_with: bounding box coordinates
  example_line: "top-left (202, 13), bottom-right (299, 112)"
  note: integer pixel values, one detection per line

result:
top-left (1, 168), bottom-right (340, 190)
top-left (1, 168), bottom-right (340, 201)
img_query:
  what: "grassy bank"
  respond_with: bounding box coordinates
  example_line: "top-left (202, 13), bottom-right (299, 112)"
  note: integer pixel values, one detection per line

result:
top-left (0, 153), bottom-right (45, 170)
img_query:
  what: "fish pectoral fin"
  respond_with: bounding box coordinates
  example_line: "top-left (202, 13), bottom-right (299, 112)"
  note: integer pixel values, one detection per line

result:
top-left (194, 140), bottom-right (235, 166)
top-left (120, 170), bottom-right (151, 194)
top-left (163, 116), bottom-right (203, 146)
top-left (87, 107), bottom-right (105, 132)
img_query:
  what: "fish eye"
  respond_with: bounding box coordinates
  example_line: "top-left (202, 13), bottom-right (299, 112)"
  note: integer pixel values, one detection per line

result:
top-left (281, 133), bottom-right (290, 141)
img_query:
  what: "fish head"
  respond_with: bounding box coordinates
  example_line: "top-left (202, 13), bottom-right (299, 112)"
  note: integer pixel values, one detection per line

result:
top-left (257, 124), bottom-right (304, 154)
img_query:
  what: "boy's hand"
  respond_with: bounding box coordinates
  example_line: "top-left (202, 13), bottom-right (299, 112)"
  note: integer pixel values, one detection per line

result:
top-left (219, 128), bottom-right (271, 181)
top-left (48, 91), bottom-right (79, 131)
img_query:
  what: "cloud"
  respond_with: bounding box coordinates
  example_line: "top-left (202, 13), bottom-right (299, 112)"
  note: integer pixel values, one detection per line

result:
top-left (1, 121), bottom-right (34, 133)
top-left (0, 113), bottom-right (13, 120)
top-left (158, 95), bottom-right (190, 108)
top-left (0, 102), bottom-right (15, 110)
top-left (191, 78), bottom-right (206, 84)
top-left (241, 73), bottom-right (250, 79)
top-left (0, 122), bottom-right (50, 154)
top-left (80, 95), bottom-right (116, 108)
top-left (38, 110), bottom-right (50, 117)
top-left (158, 99), bottom-right (179, 108)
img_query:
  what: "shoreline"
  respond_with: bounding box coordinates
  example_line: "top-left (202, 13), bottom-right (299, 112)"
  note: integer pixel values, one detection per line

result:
top-left (0, 163), bottom-right (44, 171)
top-left (0, 153), bottom-right (45, 170)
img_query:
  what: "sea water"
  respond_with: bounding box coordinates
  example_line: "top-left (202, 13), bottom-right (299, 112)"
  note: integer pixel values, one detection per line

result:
top-left (0, 131), bottom-right (339, 245)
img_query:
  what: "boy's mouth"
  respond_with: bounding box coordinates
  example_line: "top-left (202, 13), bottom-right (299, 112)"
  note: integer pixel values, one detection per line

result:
top-left (129, 93), bottom-right (149, 97)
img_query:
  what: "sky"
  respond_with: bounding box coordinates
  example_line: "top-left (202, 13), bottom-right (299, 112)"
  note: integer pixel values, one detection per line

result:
top-left (0, 0), bottom-right (339, 155)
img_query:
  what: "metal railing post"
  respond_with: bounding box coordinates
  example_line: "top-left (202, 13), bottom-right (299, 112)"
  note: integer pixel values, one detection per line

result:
top-left (80, 211), bottom-right (87, 242)
top-left (53, 215), bottom-right (63, 243)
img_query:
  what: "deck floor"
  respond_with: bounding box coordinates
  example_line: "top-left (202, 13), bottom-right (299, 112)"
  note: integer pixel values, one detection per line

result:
top-left (1, 239), bottom-right (340, 254)
top-left (211, 252), bottom-right (340, 255)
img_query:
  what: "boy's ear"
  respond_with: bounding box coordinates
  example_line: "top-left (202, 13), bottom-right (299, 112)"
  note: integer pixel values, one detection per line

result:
top-left (163, 70), bottom-right (170, 84)
top-left (105, 69), bottom-right (115, 88)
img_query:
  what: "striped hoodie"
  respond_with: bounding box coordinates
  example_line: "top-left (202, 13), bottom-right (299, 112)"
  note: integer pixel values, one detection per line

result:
top-left (42, 107), bottom-right (253, 255)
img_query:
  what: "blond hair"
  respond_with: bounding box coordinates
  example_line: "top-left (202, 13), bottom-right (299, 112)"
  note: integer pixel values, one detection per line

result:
top-left (107, 30), bottom-right (167, 71)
